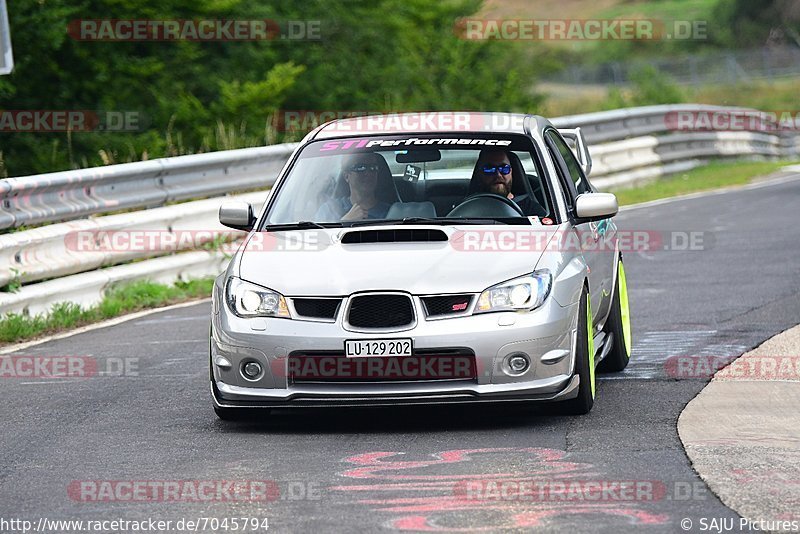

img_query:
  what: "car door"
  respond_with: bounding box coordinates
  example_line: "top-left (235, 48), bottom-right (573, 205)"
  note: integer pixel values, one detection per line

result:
top-left (544, 129), bottom-right (616, 324)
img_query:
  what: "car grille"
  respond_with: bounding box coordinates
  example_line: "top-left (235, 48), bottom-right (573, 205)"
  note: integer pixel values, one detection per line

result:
top-left (347, 294), bottom-right (414, 329)
top-left (292, 298), bottom-right (341, 320)
top-left (422, 295), bottom-right (473, 317)
top-left (288, 350), bottom-right (477, 384)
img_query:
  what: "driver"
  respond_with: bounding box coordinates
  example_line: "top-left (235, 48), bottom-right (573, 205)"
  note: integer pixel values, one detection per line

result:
top-left (473, 149), bottom-right (540, 216)
top-left (316, 153), bottom-right (392, 222)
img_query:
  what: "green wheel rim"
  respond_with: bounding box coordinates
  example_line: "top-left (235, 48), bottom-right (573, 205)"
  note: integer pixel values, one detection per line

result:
top-left (618, 261), bottom-right (631, 358)
top-left (587, 293), bottom-right (595, 398)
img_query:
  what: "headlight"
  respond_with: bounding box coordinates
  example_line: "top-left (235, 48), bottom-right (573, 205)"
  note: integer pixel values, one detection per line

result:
top-left (225, 277), bottom-right (290, 318)
top-left (476, 270), bottom-right (552, 313)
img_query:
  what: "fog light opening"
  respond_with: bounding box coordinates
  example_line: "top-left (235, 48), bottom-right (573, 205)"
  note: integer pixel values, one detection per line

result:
top-left (506, 353), bottom-right (530, 375)
top-left (241, 361), bottom-right (263, 381)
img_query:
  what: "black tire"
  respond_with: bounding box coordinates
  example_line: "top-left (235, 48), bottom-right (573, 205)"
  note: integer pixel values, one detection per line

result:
top-left (557, 286), bottom-right (595, 415)
top-left (598, 258), bottom-right (631, 373)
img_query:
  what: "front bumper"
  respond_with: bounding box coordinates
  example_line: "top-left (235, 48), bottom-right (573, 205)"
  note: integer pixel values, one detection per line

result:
top-left (211, 283), bottom-right (581, 408)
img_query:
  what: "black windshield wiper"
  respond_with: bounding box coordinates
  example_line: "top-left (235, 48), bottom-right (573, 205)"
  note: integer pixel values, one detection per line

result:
top-left (401, 217), bottom-right (507, 225)
top-left (349, 217), bottom-right (513, 227)
top-left (265, 221), bottom-right (342, 231)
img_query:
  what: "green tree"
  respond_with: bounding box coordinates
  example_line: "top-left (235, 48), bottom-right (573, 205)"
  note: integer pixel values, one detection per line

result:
top-left (711, 0), bottom-right (800, 47)
top-left (1, 0), bottom-right (543, 176)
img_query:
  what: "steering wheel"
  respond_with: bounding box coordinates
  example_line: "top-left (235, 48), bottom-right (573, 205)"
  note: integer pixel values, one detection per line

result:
top-left (447, 193), bottom-right (525, 218)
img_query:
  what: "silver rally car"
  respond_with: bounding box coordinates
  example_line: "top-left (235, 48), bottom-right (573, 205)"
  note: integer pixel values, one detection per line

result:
top-left (211, 112), bottom-right (632, 419)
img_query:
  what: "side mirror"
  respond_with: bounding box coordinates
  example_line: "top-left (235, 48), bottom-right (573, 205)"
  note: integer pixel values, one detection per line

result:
top-left (219, 201), bottom-right (255, 231)
top-left (574, 193), bottom-right (618, 223)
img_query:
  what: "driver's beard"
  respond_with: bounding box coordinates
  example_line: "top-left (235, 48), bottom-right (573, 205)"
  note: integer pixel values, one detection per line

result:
top-left (489, 183), bottom-right (509, 196)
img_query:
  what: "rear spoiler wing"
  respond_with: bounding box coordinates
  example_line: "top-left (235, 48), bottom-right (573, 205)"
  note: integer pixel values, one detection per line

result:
top-left (557, 127), bottom-right (592, 176)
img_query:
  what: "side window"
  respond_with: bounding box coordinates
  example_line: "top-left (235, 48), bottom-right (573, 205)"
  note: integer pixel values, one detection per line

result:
top-left (548, 132), bottom-right (591, 195)
top-left (545, 143), bottom-right (572, 207)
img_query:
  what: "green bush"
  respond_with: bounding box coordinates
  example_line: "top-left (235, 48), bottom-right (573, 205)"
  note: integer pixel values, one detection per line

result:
top-left (602, 65), bottom-right (686, 109)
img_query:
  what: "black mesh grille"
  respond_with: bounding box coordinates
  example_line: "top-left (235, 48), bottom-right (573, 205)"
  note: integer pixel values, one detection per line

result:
top-left (422, 295), bottom-right (473, 317)
top-left (292, 298), bottom-right (341, 319)
top-left (347, 294), bottom-right (414, 328)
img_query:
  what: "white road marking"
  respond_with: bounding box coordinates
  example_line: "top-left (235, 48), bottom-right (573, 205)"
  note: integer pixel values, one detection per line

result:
top-left (133, 315), bottom-right (207, 325)
top-left (19, 380), bottom-right (81, 385)
top-left (109, 340), bottom-right (206, 346)
top-left (600, 330), bottom-right (719, 380)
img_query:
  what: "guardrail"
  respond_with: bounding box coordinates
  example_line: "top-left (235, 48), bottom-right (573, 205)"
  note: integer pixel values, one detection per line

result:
top-left (0, 251), bottom-right (229, 316)
top-left (0, 143), bottom-right (296, 230)
top-left (1, 104), bottom-right (798, 318)
top-left (0, 191), bottom-right (268, 288)
top-left (553, 105), bottom-right (795, 189)
top-left (587, 131), bottom-right (783, 188)
top-left (551, 104), bottom-right (758, 143)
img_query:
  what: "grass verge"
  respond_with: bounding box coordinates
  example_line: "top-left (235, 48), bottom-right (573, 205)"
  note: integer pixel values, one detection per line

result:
top-left (611, 160), bottom-right (797, 206)
top-left (0, 277), bottom-right (214, 346)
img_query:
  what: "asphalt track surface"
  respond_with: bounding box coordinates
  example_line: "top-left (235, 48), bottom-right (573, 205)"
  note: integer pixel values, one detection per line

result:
top-left (2, 174), bottom-right (799, 533)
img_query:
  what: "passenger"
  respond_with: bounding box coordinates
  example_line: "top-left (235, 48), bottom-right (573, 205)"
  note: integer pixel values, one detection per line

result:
top-left (316, 153), bottom-right (392, 222)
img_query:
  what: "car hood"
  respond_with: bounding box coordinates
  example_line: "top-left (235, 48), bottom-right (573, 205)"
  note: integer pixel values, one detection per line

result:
top-left (237, 225), bottom-right (561, 296)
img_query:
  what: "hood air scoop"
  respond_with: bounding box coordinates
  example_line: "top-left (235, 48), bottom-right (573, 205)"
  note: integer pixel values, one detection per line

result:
top-left (340, 228), bottom-right (449, 244)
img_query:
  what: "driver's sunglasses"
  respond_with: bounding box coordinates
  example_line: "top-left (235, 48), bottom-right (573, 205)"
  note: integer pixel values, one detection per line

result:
top-left (347, 164), bottom-right (380, 173)
top-left (481, 163), bottom-right (512, 175)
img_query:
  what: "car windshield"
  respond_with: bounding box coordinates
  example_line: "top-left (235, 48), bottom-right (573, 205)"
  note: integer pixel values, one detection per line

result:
top-left (263, 134), bottom-right (553, 227)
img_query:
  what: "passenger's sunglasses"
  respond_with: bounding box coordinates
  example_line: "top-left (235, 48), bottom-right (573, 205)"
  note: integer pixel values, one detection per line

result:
top-left (347, 164), bottom-right (380, 173)
top-left (481, 163), bottom-right (512, 176)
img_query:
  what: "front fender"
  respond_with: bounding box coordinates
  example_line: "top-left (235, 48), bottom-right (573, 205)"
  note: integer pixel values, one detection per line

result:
top-left (535, 248), bottom-right (587, 308)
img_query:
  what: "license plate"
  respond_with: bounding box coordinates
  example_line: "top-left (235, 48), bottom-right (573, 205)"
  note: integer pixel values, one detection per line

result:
top-left (345, 338), bottom-right (413, 358)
